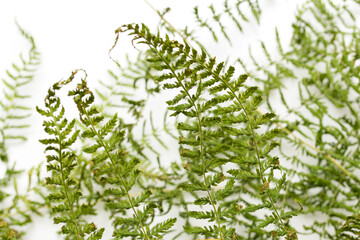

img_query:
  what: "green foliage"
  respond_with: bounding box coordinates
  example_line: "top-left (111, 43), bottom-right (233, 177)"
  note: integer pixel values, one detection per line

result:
top-left (96, 52), bottom-right (168, 161)
top-left (115, 23), bottom-right (299, 239)
top-left (71, 71), bottom-right (175, 239)
top-left (0, 22), bottom-right (43, 239)
top-left (37, 70), bottom-right (176, 239)
top-left (2, 0), bottom-right (360, 239)
top-left (194, 0), bottom-right (261, 45)
top-left (238, 0), bottom-right (360, 238)
top-left (0, 22), bottom-right (39, 160)
top-left (37, 73), bottom-right (104, 240)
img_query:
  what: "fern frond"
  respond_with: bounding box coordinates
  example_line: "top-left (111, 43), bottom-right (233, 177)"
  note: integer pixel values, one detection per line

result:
top-left (0, 23), bottom-right (44, 240)
top-left (0, 23), bottom-right (40, 161)
top-left (66, 70), bottom-right (175, 239)
top-left (37, 75), bottom-right (104, 240)
top-left (240, 0), bottom-right (360, 238)
top-left (116, 22), bottom-right (297, 239)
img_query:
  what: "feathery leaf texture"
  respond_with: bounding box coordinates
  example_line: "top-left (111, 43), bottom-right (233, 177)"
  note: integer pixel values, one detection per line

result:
top-left (116, 23), bottom-right (297, 239)
top-left (238, 0), bottom-right (360, 238)
top-left (37, 72), bottom-right (104, 240)
top-left (39, 69), bottom-right (175, 239)
top-left (0, 23), bottom-right (43, 240)
top-left (3, 0), bottom-right (360, 239)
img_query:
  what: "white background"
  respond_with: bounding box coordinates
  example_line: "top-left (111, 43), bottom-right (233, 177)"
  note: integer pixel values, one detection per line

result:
top-left (0, 1), bottom-right (308, 239)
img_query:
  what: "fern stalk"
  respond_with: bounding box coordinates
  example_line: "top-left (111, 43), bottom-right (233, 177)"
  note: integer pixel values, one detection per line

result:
top-left (206, 57), bottom-right (295, 239)
top-left (85, 112), bottom-right (149, 240)
top-left (150, 42), bottom-right (225, 240)
top-left (151, 0), bottom-right (350, 180)
top-left (56, 125), bottom-right (82, 240)
top-left (68, 70), bottom-right (154, 239)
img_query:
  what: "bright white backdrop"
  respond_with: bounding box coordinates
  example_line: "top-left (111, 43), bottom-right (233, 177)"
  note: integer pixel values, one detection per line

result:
top-left (0, 1), bottom-right (306, 239)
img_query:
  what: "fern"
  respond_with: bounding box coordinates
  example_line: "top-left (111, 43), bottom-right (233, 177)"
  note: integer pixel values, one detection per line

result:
top-left (237, 0), bottom-right (360, 238)
top-left (96, 51), bottom-right (171, 161)
top-left (0, 22), bottom-right (42, 240)
top-left (37, 74), bottom-right (104, 240)
top-left (66, 70), bottom-right (175, 239)
top-left (193, 0), bottom-right (261, 45)
top-left (116, 23), bottom-right (300, 239)
top-left (0, 22), bottom-right (39, 160)
top-left (3, 0), bottom-right (360, 239)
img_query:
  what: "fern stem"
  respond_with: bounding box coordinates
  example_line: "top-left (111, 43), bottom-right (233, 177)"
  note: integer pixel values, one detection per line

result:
top-left (272, 119), bottom-right (351, 176)
top-left (203, 176), bottom-right (224, 240)
top-left (151, 45), bottom-right (224, 239)
top-left (248, 54), bottom-right (353, 178)
top-left (56, 124), bottom-right (82, 240)
top-left (148, 1), bottom-right (354, 184)
top-left (143, 0), bottom-right (190, 46)
top-left (87, 119), bottom-right (149, 240)
top-left (201, 64), bottom-right (287, 231)
top-left (243, 111), bottom-right (286, 228)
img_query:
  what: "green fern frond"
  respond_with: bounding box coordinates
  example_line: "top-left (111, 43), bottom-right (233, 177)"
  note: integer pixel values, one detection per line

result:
top-left (0, 22), bottom-right (43, 240)
top-left (240, 0), bottom-right (360, 238)
top-left (0, 23), bottom-right (40, 160)
top-left (116, 22), bottom-right (297, 239)
top-left (37, 74), bottom-right (104, 240)
top-left (66, 70), bottom-right (175, 239)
